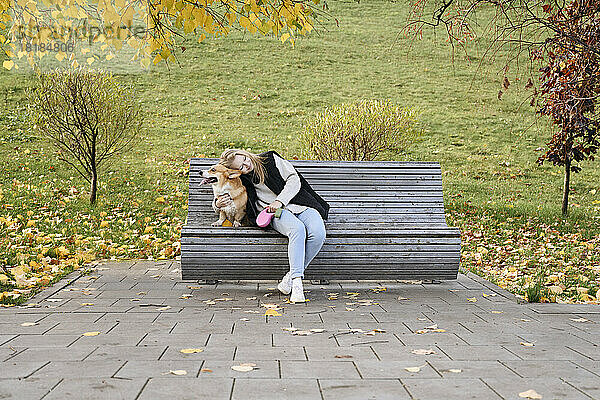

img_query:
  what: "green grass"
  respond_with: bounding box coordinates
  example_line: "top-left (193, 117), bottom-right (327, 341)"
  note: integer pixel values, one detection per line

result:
top-left (0, 0), bottom-right (599, 304)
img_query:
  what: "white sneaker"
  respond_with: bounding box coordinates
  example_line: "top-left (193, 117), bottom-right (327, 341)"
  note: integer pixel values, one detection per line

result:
top-left (290, 277), bottom-right (306, 303)
top-left (277, 272), bottom-right (292, 295)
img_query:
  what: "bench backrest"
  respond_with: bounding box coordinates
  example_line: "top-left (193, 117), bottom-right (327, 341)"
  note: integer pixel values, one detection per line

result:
top-left (187, 158), bottom-right (449, 229)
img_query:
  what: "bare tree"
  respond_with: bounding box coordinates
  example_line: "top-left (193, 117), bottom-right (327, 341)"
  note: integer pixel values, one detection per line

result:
top-left (26, 66), bottom-right (144, 205)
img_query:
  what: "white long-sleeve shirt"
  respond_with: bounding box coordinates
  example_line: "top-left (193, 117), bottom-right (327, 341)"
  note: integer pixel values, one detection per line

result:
top-left (212, 153), bottom-right (308, 215)
top-left (254, 154), bottom-right (308, 215)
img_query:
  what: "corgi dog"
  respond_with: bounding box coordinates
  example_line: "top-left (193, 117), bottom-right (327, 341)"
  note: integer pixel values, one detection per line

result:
top-left (200, 164), bottom-right (247, 227)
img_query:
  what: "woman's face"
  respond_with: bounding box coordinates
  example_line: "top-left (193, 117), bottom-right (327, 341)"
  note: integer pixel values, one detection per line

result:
top-left (230, 154), bottom-right (254, 174)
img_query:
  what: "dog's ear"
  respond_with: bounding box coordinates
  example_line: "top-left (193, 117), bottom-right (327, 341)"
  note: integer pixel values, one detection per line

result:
top-left (228, 171), bottom-right (242, 179)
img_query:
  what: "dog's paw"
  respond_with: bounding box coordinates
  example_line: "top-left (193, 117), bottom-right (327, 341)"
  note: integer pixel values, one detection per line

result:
top-left (211, 221), bottom-right (223, 227)
top-left (232, 221), bottom-right (241, 228)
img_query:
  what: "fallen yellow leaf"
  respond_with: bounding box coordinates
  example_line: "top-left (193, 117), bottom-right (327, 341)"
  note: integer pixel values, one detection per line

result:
top-left (82, 331), bottom-right (100, 336)
top-left (264, 309), bottom-right (281, 316)
top-left (168, 370), bottom-right (187, 375)
top-left (519, 389), bottom-right (542, 399)
top-left (231, 365), bottom-right (254, 372)
top-left (180, 348), bottom-right (204, 354)
top-left (411, 349), bottom-right (436, 355)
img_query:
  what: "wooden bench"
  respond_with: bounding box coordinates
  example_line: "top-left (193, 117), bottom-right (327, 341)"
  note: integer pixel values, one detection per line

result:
top-left (181, 158), bottom-right (461, 281)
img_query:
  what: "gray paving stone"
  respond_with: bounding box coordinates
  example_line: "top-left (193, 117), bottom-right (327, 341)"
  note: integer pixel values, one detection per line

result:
top-left (529, 304), bottom-right (600, 314)
top-left (44, 322), bottom-right (117, 334)
top-left (0, 377), bottom-right (59, 399)
top-left (563, 376), bottom-right (600, 399)
top-left (370, 310), bottom-right (434, 323)
top-left (396, 332), bottom-right (468, 346)
top-left (107, 321), bottom-right (176, 335)
top-left (320, 312), bottom-right (377, 323)
top-left (428, 360), bottom-right (520, 379)
top-left (198, 360), bottom-right (279, 378)
top-left (170, 321), bottom-right (234, 334)
top-left (354, 360), bottom-right (439, 379)
top-left (273, 332), bottom-right (334, 347)
top-left (39, 313), bottom-right (106, 323)
top-left (160, 345), bottom-right (235, 361)
top-left (483, 377), bottom-right (592, 400)
top-left (304, 346), bottom-right (378, 361)
top-left (571, 359), bottom-right (600, 373)
top-left (320, 379), bottom-right (410, 400)
top-left (502, 344), bottom-right (593, 361)
top-left (2, 334), bottom-right (80, 347)
top-left (206, 333), bottom-right (273, 346)
top-left (31, 360), bottom-right (124, 378)
top-left (517, 332), bottom-right (596, 346)
top-left (0, 322), bottom-right (58, 335)
top-left (0, 313), bottom-right (50, 323)
top-left (402, 321), bottom-right (475, 335)
top-left (114, 360), bottom-right (204, 378)
top-left (280, 360), bottom-right (360, 379)
top-left (369, 344), bottom-right (451, 362)
top-left (70, 332), bottom-right (147, 346)
top-left (154, 310), bottom-right (214, 323)
top-left (403, 378), bottom-right (503, 399)
top-left (232, 378), bottom-right (321, 400)
top-left (95, 312), bottom-right (160, 323)
top-left (44, 377), bottom-right (147, 400)
top-left (7, 346), bottom-right (96, 362)
top-left (0, 334), bottom-right (17, 346)
top-left (85, 345), bottom-right (166, 361)
top-left (0, 347), bottom-right (23, 361)
top-left (137, 333), bottom-right (210, 347)
top-left (235, 346), bottom-right (306, 361)
top-left (0, 361), bottom-right (49, 378)
top-left (335, 331), bottom-right (400, 346)
top-left (455, 332), bottom-right (524, 345)
top-left (139, 377), bottom-right (233, 400)
top-left (501, 360), bottom-right (599, 379)
top-left (568, 344), bottom-right (600, 361)
top-left (436, 345), bottom-right (522, 361)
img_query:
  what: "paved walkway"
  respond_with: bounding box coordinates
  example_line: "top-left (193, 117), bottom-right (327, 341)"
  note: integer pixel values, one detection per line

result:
top-left (1, 260), bottom-right (599, 400)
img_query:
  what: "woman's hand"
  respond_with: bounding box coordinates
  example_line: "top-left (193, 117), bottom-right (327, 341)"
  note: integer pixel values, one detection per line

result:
top-left (266, 200), bottom-right (283, 213)
top-left (215, 193), bottom-right (232, 208)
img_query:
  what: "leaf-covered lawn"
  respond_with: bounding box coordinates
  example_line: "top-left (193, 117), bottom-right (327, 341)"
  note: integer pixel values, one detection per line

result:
top-left (448, 201), bottom-right (600, 303)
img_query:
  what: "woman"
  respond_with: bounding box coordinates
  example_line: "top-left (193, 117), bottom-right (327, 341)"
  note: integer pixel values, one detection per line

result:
top-left (214, 149), bottom-right (329, 303)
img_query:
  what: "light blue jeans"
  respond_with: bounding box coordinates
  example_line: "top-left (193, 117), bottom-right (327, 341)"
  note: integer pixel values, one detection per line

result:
top-left (270, 207), bottom-right (326, 279)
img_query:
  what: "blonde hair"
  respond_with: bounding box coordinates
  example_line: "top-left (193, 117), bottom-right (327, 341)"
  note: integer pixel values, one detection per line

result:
top-left (218, 149), bottom-right (267, 185)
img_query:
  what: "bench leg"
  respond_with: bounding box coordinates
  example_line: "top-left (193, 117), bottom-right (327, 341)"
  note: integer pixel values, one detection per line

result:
top-left (200, 279), bottom-right (219, 285)
top-left (422, 279), bottom-right (441, 284)
top-left (310, 279), bottom-right (330, 285)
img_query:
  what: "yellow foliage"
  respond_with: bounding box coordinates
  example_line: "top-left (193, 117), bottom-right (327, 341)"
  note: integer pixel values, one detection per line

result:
top-left (1, 0), bottom-right (318, 69)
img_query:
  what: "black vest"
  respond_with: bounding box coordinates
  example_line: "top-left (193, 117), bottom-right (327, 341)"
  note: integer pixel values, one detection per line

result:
top-left (240, 150), bottom-right (330, 228)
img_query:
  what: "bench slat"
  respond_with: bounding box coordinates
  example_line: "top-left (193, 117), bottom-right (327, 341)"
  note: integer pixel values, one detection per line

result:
top-left (181, 227), bottom-right (460, 237)
top-left (179, 236), bottom-right (460, 245)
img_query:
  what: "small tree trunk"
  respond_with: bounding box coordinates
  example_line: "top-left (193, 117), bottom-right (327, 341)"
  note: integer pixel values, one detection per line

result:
top-left (90, 167), bottom-right (98, 205)
top-left (562, 158), bottom-right (571, 217)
